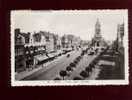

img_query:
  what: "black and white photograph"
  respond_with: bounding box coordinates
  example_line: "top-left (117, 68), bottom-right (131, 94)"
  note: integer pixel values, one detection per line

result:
top-left (11, 10), bottom-right (128, 86)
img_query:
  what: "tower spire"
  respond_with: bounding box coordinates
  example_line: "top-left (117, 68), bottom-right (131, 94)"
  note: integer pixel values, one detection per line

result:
top-left (95, 18), bottom-right (101, 36)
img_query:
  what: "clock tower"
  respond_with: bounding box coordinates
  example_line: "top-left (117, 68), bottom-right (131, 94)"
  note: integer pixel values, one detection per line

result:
top-left (91, 18), bottom-right (106, 48)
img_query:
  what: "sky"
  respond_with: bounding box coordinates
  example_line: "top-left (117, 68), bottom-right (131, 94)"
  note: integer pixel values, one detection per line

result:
top-left (11, 10), bottom-right (128, 41)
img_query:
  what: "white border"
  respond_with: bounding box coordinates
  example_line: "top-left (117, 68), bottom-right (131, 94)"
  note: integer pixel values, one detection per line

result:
top-left (11, 10), bottom-right (129, 86)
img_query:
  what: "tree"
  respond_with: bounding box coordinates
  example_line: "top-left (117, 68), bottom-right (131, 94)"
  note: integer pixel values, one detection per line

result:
top-left (76, 56), bottom-right (81, 62)
top-left (70, 63), bottom-right (76, 68)
top-left (92, 60), bottom-right (98, 66)
top-left (66, 66), bottom-right (73, 72)
top-left (67, 54), bottom-right (70, 58)
top-left (89, 63), bottom-right (95, 69)
top-left (78, 56), bottom-right (81, 59)
top-left (59, 70), bottom-right (67, 80)
top-left (85, 67), bottom-right (91, 73)
top-left (74, 60), bottom-right (78, 65)
top-left (80, 70), bottom-right (89, 78)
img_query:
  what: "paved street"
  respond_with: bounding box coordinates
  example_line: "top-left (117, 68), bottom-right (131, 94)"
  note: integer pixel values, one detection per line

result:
top-left (66, 54), bottom-right (98, 80)
top-left (21, 45), bottom-right (125, 80)
top-left (23, 50), bottom-right (82, 80)
top-left (13, 11), bottom-right (127, 87)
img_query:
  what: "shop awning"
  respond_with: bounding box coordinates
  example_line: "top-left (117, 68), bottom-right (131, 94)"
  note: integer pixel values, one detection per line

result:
top-left (57, 50), bottom-right (63, 54)
top-left (34, 55), bottom-right (49, 61)
top-left (48, 53), bottom-right (55, 58)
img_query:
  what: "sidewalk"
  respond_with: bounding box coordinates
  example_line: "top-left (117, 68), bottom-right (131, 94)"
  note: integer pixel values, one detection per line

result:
top-left (15, 51), bottom-right (75, 80)
top-left (15, 66), bottom-right (42, 80)
top-left (15, 59), bottom-right (59, 80)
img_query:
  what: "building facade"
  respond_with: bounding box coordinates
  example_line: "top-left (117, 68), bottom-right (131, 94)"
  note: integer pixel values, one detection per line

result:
top-left (116, 23), bottom-right (124, 54)
top-left (41, 31), bottom-right (54, 53)
top-left (25, 31), bottom-right (47, 67)
top-left (61, 35), bottom-right (69, 49)
top-left (91, 19), bottom-right (107, 49)
top-left (61, 34), bottom-right (82, 50)
top-left (53, 34), bottom-right (62, 51)
top-left (15, 28), bottom-right (26, 72)
top-left (15, 28), bottom-right (84, 72)
top-left (117, 23), bottom-right (124, 47)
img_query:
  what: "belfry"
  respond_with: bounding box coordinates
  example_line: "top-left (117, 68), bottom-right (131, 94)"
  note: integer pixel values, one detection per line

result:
top-left (95, 18), bottom-right (102, 40)
top-left (91, 18), bottom-right (106, 49)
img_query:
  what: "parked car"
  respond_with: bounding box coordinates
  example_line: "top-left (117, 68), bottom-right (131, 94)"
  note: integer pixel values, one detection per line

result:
top-left (62, 50), bottom-right (67, 54)
top-left (67, 54), bottom-right (70, 58)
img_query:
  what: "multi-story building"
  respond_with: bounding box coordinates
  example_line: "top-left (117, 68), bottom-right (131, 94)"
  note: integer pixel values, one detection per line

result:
top-left (61, 34), bottom-right (74, 49)
top-left (53, 34), bottom-right (62, 51)
top-left (67, 34), bottom-right (74, 48)
top-left (33, 32), bottom-right (46, 54)
top-left (80, 40), bottom-right (89, 48)
top-left (116, 23), bottom-right (124, 54)
top-left (15, 28), bottom-right (26, 72)
top-left (91, 18), bottom-right (107, 49)
top-left (71, 36), bottom-right (81, 49)
top-left (61, 34), bottom-right (82, 50)
top-left (117, 23), bottom-right (124, 47)
top-left (61, 35), bottom-right (69, 48)
top-left (25, 31), bottom-right (47, 66)
top-left (56, 36), bottom-right (62, 50)
top-left (40, 31), bottom-right (54, 53)
top-left (15, 29), bottom-right (47, 70)
top-left (15, 28), bottom-right (85, 71)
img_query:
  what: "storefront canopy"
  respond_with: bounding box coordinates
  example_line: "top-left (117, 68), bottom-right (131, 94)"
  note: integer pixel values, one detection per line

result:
top-left (34, 55), bottom-right (49, 62)
top-left (48, 53), bottom-right (55, 58)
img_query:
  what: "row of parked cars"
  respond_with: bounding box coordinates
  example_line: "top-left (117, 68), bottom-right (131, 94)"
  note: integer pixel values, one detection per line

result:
top-left (74, 47), bottom-right (108, 80)
top-left (54, 49), bottom-right (87, 80)
top-left (54, 47), bottom-right (108, 80)
top-left (88, 47), bottom-right (106, 55)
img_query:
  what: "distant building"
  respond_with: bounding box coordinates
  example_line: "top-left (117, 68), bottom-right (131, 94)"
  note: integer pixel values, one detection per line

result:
top-left (53, 34), bottom-right (61, 51)
top-left (116, 23), bottom-right (124, 54)
top-left (80, 40), bottom-right (89, 48)
top-left (56, 36), bottom-right (62, 49)
top-left (61, 34), bottom-right (81, 50)
top-left (61, 35), bottom-right (69, 48)
top-left (70, 36), bottom-right (81, 49)
top-left (117, 23), bottom-right (124, 47)
top-left (91, 18), bottom-right (107, 49)
top-left (41, 31), bottom-right (54, 53)
top-left (67, 34), bottom-right (74, 48)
